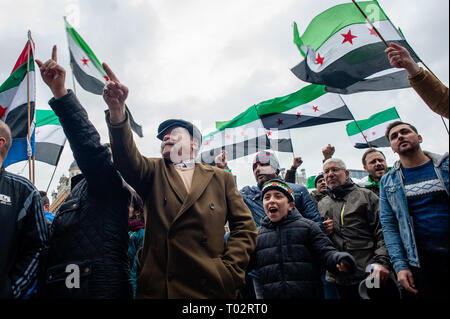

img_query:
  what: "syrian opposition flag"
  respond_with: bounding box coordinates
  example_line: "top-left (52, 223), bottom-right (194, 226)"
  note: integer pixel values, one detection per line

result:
top-left (34, 110), bottom-right (66, 166)
top-left (257, 84), bottom-right (353, 130)
top-left (346, 107), bottom-right (400, 149)
top-left (200, 106), bottom-right (272, 164)
top-left (64, 17), bottom-right (143, 137)
top-left (291, 1), bottom-right (421, 94)
top-left (1, 38), bottom-right (36, 168)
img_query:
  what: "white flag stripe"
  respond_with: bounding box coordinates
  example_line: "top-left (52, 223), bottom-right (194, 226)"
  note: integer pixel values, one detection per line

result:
top-left (201, 119), bottom-right (266, 152)
top-left (348, 119), bottom-right (398, 143)
top-left (35, 124), bottom-right (66, 146)
top-left (0, 71), bottom-right (35, 120)
top-left (307, 21), bottom-right (401, 72)
top-left (281, 93), bottom-right (345, 116)
top-left (67, 34), bottom-right (105, 82)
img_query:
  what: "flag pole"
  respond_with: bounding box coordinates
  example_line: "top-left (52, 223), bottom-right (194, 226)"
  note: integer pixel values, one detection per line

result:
top-left (26, 32), bottom-right (33, 182)
top-left (70, 62), bottom-right (77, 96)
top-left (46, 165), bottom-right (58, 194)
top-left (351, 0), bottom-right (449, 135)
top-left (351, 0), bottom-right (388, 47)
top-left (341, 98), bottom-right (373, 148)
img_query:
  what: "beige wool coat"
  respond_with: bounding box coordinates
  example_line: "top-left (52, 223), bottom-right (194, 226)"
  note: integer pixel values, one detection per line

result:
top-left (107, 113), bottom-right (257, 299)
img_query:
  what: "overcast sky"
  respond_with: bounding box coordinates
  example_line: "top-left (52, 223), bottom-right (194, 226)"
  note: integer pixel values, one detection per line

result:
top-left (1, 0), bottom-right (448, 199)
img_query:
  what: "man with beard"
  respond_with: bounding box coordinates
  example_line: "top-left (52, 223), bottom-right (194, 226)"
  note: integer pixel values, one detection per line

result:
top-left (104, 65), bottom-right (257, 299)
top-left (318, 158), bottom-right (391, 299)
top-left (360, 149), bottom-right (390, 197)
top-left (380, 121), bottom-right (449, 299)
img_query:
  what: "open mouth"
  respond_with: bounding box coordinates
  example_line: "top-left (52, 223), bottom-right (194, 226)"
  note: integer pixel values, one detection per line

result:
top-left (268, 207), bottom-right (278, 214)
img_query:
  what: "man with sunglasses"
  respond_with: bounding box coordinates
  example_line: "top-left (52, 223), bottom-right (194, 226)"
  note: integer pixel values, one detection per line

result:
top-left (318, 158), bottom-right (391, 299)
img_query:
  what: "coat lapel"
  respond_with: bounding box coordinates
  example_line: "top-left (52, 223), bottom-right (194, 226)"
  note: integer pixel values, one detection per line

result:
top-left (163, 160), bottom-right (188, 203)
top-left (171, 163), bottom-right (215, 225)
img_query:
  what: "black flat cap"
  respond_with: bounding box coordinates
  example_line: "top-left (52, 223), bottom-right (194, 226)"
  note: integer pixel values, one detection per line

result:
top-left (157, 119), bottom-right (202, 143)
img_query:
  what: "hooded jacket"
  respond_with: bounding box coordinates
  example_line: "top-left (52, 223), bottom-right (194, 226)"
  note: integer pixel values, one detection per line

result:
top-left (250, 208), bottom-right (356, 299)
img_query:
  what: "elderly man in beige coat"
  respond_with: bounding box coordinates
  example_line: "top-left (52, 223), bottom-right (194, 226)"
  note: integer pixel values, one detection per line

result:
top-left (102, 64), bottom-right (257, 299)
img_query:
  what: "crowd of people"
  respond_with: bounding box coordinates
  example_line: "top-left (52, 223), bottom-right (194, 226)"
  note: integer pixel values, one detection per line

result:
top-left (0, 43), bottom-right (448, 300)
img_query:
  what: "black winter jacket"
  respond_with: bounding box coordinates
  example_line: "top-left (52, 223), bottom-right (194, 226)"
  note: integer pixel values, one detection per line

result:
top-left (39, 91), bottom-right (132, 299)
top-left (251, 208), bottom-right (356, 299)
top-left (0, 167), bottom-right (49, 299)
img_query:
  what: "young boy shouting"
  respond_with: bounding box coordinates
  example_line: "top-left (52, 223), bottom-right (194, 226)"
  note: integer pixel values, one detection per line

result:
top-left (249, 179), bottom-right (356, 299)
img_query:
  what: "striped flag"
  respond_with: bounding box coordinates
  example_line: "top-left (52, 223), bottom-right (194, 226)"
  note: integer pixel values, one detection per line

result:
top-left (291, 1), bottom-right (421, 94)
top-left (1, 39), bottom-right (36, 168)
top-left (200, 84), bottom-right (351, 163)
top-left (35, 110), bottom-right (66, 166)
top-left (64, 17), bottom-right (143, 137)
top-left (200, 105), bottom-right (271, 164)
top-left (346, 107), bottom-right (401, 149)
top-left (256, 84), bottom-right (352, 130)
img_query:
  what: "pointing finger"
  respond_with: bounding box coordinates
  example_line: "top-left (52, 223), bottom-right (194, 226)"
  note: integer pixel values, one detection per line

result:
top-left (52, 45), bottom-right (58, 63)
top-left (102, 63), bottom-right (120, 83)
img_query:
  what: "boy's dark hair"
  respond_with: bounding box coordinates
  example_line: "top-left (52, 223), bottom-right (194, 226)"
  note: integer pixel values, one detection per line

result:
top-left (385, 121), bottom-right (418, 141)
top-left (39, 190), bottom-right (50, 207)
top-left (130, 192), bottom-right (144, 219)
top-left (362, 148), bottom-right (386, 166)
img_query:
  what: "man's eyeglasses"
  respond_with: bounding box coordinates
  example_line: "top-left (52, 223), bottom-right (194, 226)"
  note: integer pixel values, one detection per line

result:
top-left (323, 167), bottom-right (345, 175)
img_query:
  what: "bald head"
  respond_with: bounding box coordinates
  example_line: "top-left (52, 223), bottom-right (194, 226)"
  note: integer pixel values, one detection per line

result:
top-left (0, 120), bottom-right (12, 160)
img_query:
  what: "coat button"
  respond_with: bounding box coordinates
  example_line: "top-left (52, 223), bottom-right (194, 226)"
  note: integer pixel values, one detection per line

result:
top-left (209, 203), bottom-right (215, 210)
top-left (164, 197), bottom-right (167, 206)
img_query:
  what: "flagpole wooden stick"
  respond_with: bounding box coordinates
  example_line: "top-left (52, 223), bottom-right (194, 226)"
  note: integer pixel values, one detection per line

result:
top-left (351, 0), bottom-right (389, 47)
top-left (26, 36), bottom-right (32, 182)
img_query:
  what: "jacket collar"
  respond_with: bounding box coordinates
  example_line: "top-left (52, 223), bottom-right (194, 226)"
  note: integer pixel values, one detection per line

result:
top-left (261, 207), bottom-right (302, 228)
top-left (393, 151), bottom-right (449, 171)
top-left (328, 181), bottom-right (356, 200)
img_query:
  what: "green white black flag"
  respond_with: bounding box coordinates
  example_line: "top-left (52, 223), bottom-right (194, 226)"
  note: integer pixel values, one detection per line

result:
top-left (346, 107), bottom-right (400, 149)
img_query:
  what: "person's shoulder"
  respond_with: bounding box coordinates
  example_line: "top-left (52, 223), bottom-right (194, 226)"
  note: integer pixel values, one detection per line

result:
top-left (286, 182), bottom-right (307, 193)
top-left (1, 169), bottom-right (38, 194)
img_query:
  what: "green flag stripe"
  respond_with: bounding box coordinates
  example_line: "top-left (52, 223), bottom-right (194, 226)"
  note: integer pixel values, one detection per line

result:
top-left (346, 107), bottom-right (400, 135)
top-left (65, 19), bottom-right (106, 76)
top-left (0, 61), bottom-right (34, 93)
top-left (293, 22), bottom-right (305, 57)
top-left (299, 1), bottom-right (388, 51)
top-left (36, 110), bottom-right (61, 127)
top-left (204, 105), bottom-right (260, 138)
top-left (256, 84), bottom-right (326, 116)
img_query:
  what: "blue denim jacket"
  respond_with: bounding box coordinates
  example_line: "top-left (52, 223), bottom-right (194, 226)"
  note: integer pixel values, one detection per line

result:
top-left (240, 180), bottom-right (324, 231)
top-left (379, 151), bottom-right (449, 273)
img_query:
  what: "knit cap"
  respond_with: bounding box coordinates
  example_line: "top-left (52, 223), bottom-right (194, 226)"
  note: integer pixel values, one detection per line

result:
top-left (261, 179), bottom-right (295, 203)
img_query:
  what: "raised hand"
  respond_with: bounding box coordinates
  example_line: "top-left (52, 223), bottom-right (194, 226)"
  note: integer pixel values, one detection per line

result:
top-left (102, 63), bottom-right (128, 123)
top-left (215, 150), bottom-right (229, 169)
top-left (36, 45), bottom-right (67, 99)
top-left (291, 157), bottom-right (303, 170)
top-left (322, 144), bottom-right (335, 161)
top-left (385, 42), bottom-right (420, 76)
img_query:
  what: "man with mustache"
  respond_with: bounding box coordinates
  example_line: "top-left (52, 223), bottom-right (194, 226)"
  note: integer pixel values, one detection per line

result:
top-left (360, 149), bottom-right (390, 197)
top-left (379, 121), bottom-right (449, 299)
top-left (103, 65), bottom-right (257, 299)
top-left (318, 158), bottom-right (391, 299)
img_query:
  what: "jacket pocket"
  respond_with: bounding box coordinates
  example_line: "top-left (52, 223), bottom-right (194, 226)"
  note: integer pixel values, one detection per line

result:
top-left (44, 260), bottom-right (92, 298)
top-left (212, 258), bottom-right (236, 297)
